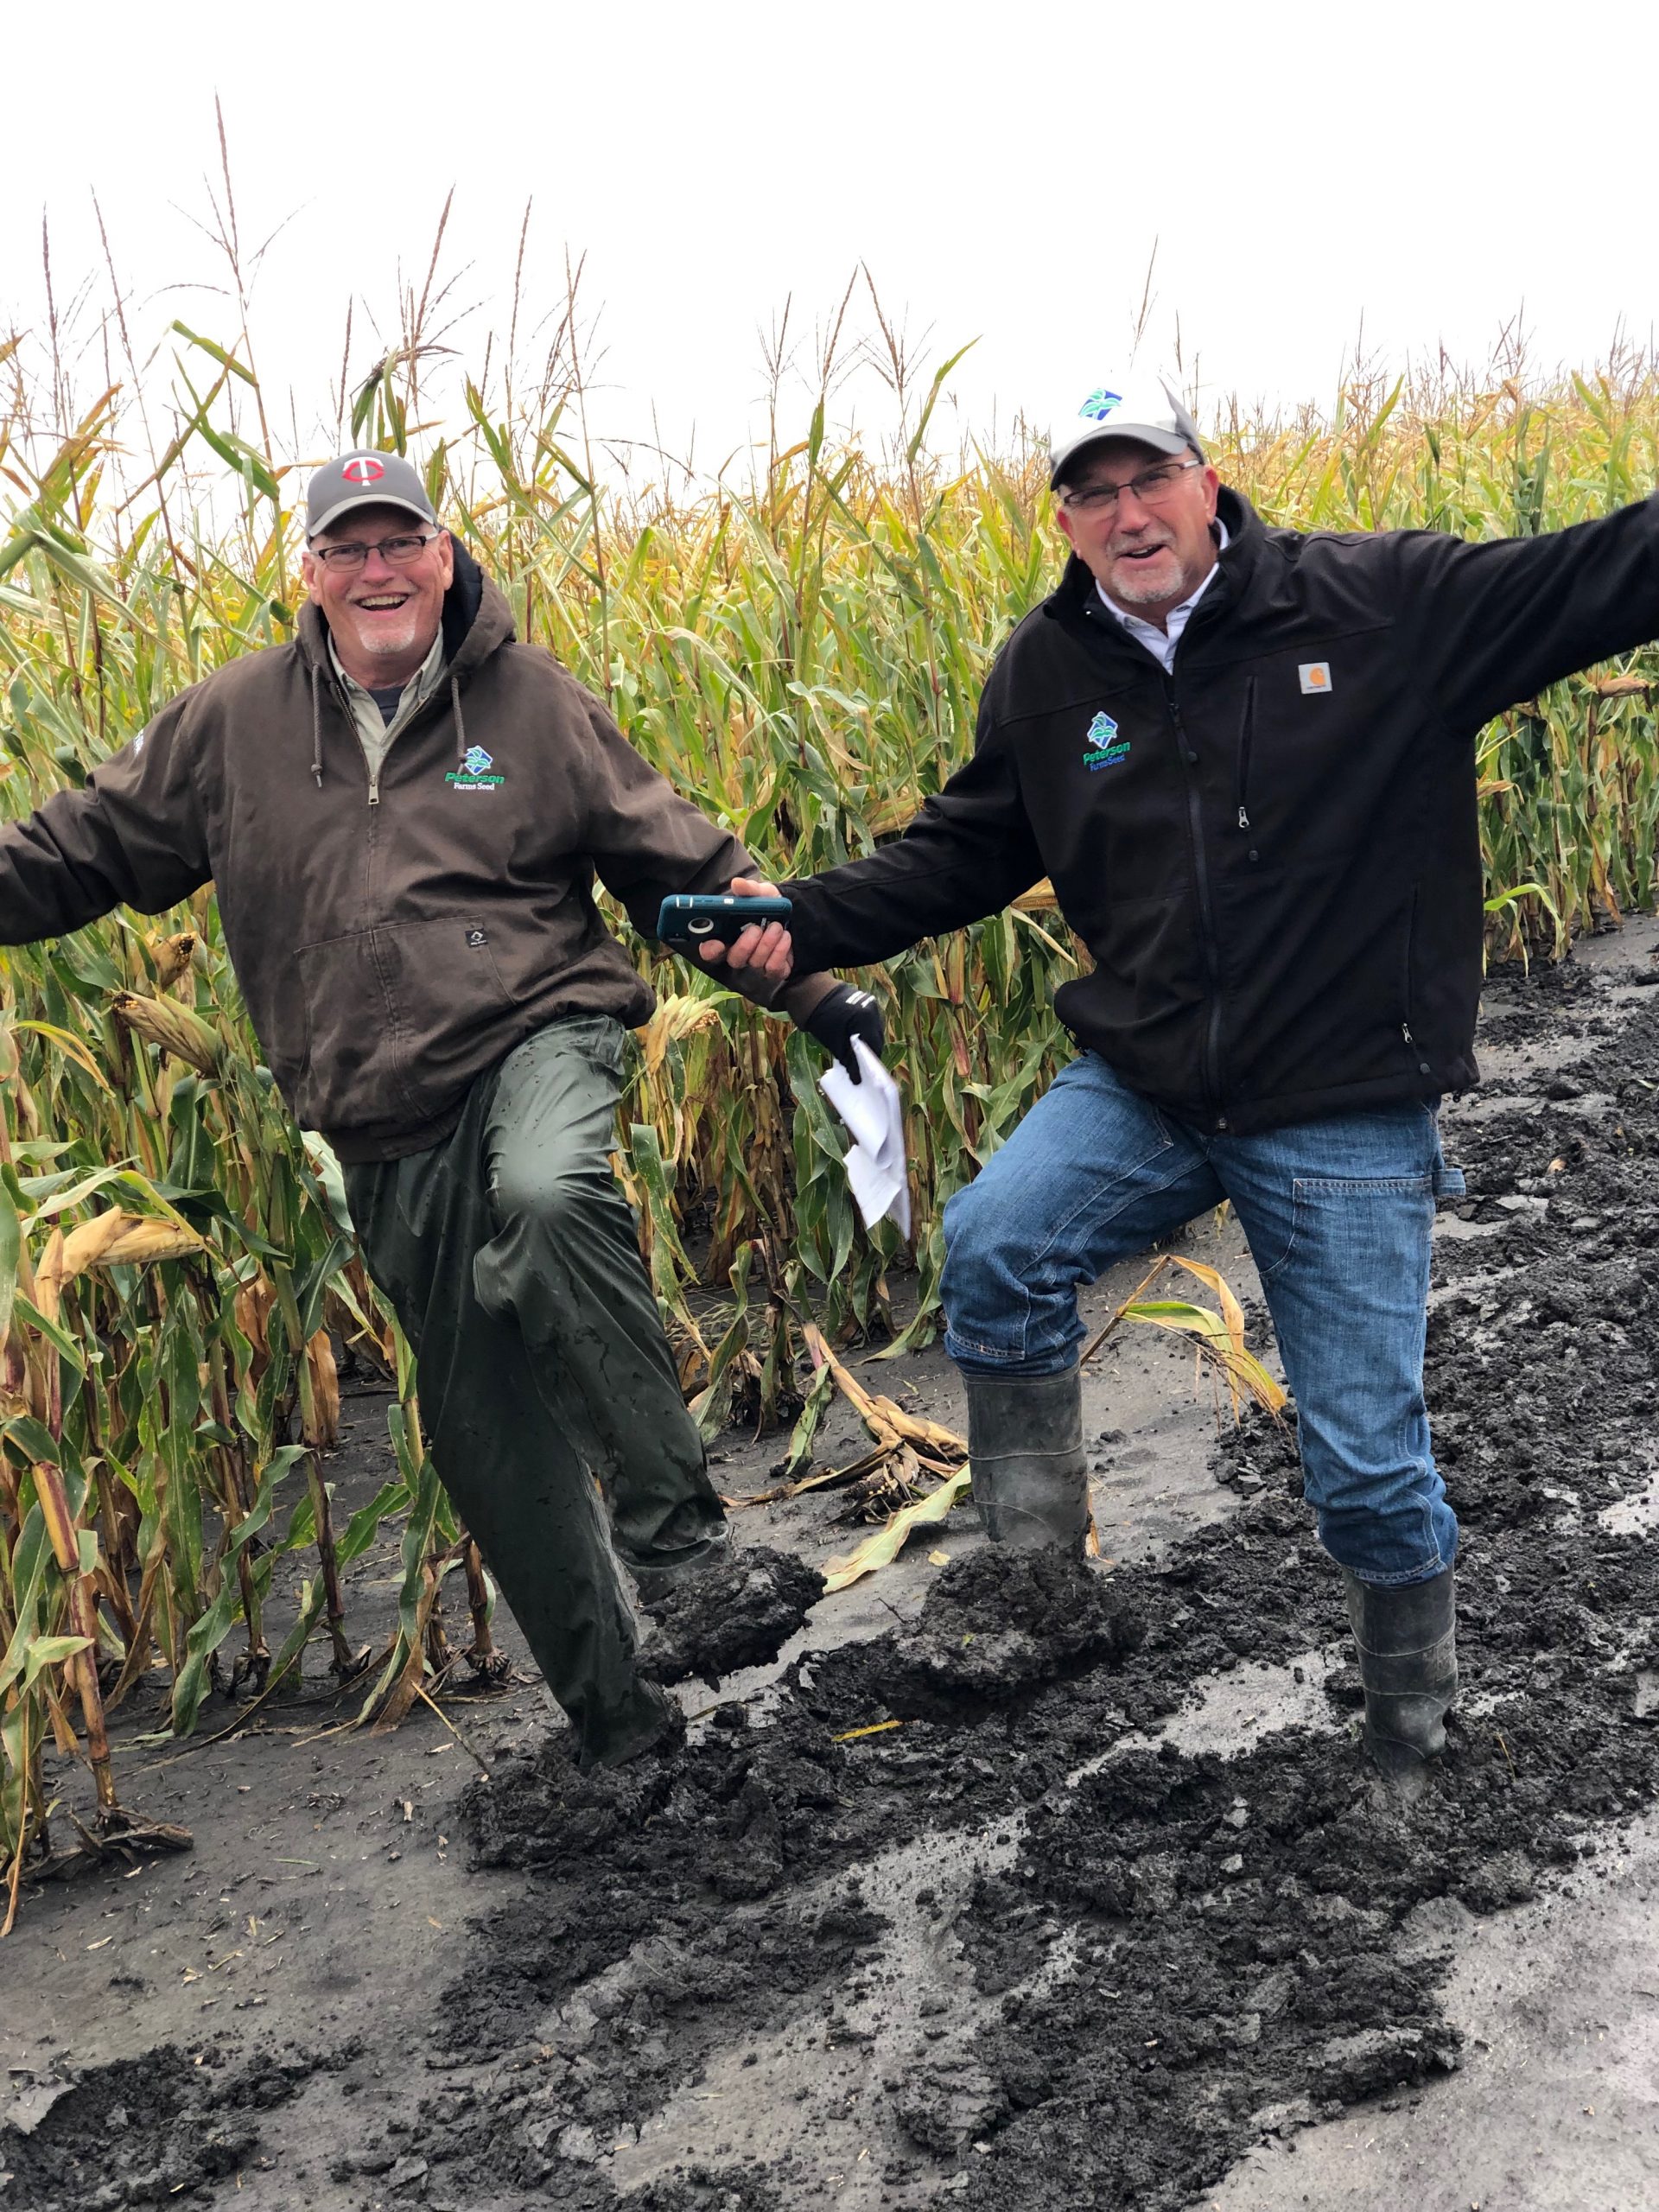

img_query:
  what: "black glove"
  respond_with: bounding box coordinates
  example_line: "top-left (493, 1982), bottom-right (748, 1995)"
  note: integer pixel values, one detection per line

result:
top-left (803, 984), bottom-right (885, 1082)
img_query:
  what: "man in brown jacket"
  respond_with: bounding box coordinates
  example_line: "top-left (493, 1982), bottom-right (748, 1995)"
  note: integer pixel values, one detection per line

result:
top-left (0, 449), bottom-right (868, 1770)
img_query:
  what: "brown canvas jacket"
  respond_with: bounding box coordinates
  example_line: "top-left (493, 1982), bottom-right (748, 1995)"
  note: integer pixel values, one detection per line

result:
top-left (0, 544), bottom-right (779, 1160)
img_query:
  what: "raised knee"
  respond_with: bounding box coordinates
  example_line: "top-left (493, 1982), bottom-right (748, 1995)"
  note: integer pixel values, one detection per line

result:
top-left (492, 1165), bottom-right (604, 1242)
top-left (942, 1176), bottom-right (1024, 1280)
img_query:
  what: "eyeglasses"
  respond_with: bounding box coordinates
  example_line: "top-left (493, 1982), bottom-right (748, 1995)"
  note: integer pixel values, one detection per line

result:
top-left (308, 530), bottom-right (442, 573)
top-left (1059, 459), bottom-right (1203, 517)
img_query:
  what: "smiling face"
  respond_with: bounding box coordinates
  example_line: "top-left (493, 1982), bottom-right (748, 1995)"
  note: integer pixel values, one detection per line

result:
top-left (301, 503), bottom-right (454, 689)
top-left (1055, 439), bottom-right (1221, 627)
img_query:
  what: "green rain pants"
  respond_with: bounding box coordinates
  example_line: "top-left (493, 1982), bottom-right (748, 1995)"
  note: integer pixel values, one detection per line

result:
top-left (341, 1014), bottom-right (725, 1768)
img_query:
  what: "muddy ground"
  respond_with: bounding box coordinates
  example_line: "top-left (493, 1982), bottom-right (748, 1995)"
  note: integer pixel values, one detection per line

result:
top-left (5, 919), bottom-right (1659, 2211)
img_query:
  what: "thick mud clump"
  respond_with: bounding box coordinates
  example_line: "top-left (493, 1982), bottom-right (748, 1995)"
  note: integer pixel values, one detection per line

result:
top-left (850, 1548), bottom-right (1142, 1719)
top-left (638, 1545), bottom-right (824, 1686)
top-left (0, 2042), bottom-right (351, 2210)
top-left (884, 1548), bottom-right (1144, 1713)
top-left (465, 1694), bottom-right (853, 1906)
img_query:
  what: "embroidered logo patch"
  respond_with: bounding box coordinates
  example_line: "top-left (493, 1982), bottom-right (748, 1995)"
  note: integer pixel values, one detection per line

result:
top-left (446, 744), bottom-right (504, 791)
top-left (341, 455), bottom-right (386, 486)
top-left (1078, 388), bottom-right (1123, 423)
top-left (1299, 661), bottom-right (1332, 695)
top-left (1082, 709), bottom-right (1130, 771)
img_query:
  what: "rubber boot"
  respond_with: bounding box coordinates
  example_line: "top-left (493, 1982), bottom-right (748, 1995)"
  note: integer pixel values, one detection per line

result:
top-left (1342, 1565), bottom-right (1458, 1798)
top-left (963, 1366), bottom-right (1089, 1552)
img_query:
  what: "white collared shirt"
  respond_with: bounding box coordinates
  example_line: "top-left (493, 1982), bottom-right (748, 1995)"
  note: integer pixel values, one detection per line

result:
top-left (1095, 517), bottom-right (1230, 673)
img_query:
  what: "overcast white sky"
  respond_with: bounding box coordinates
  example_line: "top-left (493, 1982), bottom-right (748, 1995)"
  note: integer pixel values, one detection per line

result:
top-left (4, 0), bottom-right (1656, 499)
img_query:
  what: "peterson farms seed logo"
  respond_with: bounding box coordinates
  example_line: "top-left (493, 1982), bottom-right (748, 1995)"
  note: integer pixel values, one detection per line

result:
top-left (1079, 388), bottom-right (1123, 423)
top-left (1082, 710), bottom-right (1130, 771)
top-left (447, 744), bottom-right (504, 791)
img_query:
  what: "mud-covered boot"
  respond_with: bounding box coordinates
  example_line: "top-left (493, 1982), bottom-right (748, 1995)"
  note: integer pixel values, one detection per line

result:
top-left (626, 1520), bottom-right (732, 1607)
top-left (963, 1367), bottom-right (1089, 1552)
top-left (1342, 1566), bottom-right (1458, 1798)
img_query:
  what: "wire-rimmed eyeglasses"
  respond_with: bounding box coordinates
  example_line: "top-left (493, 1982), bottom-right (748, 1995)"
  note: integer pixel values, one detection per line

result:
top-left (1059, 458), bottom-right (1203, 518)
top-left (308, 530), bottom-right (443, 574)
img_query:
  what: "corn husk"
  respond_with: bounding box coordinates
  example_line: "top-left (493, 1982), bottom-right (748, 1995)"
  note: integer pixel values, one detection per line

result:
top-left (145, 931), bottom-right (198, 991)
top-left (111, 990), bottom-right (222, 1072)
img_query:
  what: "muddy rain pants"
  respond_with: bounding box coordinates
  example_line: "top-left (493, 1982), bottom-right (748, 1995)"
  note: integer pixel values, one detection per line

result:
top-left (342, 1015), bottom-right (725, 1767)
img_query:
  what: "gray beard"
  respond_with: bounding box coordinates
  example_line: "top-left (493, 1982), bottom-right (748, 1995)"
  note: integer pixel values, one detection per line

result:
top-left (1108, 560), bottom-right (1179, 608)
top-left (353, 622), bottom-right (426, 662)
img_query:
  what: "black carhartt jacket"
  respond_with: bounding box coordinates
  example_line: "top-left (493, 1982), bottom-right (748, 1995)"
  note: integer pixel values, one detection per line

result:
top-left (785, 487), bottom-right (1659, 1134)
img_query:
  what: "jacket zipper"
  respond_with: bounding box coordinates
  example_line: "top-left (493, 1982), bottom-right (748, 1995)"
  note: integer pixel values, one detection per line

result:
top-left (329, 675), bottom-right (448, 807)
top-left (1165, 676), bottom-right (1227, 1122)
top-left (1235, 675), bottom-right (1256, 832)
top-left (324, 676), bottom-right (386, 807)
top-left (1079, 597), bottom-right (1230, 1126)
top-left (1401, 886), bottom-right (1424, 1066)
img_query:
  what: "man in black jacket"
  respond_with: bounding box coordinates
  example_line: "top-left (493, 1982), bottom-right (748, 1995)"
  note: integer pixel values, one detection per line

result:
top-left (715, 375), bottom-right (1659, 1789)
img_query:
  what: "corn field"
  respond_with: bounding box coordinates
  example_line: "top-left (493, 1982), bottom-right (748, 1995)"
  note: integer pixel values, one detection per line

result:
top-left (3, 302), bottom-right (1659, 1919)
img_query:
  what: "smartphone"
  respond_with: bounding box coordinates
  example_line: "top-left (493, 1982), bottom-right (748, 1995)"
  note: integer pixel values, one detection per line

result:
top-left (657, 893), bottom-right (792, 948)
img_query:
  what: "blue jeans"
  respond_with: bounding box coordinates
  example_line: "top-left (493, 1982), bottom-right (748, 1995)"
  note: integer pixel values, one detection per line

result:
top-left (940, 1055), bottom-right (1465, 1587)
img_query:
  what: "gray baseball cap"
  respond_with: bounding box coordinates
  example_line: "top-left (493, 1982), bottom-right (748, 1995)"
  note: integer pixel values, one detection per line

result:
top-left (306, 450), bottom-right (437, 539)
top-left (1049, 376), bottom-right (1205, 486)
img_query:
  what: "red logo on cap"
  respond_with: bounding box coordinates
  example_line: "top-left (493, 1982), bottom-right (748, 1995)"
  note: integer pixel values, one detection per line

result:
top-left (341, 456), bottom-right (385, 485)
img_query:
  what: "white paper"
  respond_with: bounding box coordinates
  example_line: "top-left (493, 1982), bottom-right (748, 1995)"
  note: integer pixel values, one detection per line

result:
top-left (819, 1038), bottom-right (911, 1236)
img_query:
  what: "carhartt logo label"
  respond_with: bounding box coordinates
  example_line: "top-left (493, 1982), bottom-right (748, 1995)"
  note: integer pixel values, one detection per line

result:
top-left (447, 744), bottom-right (504, 791)
top-left (341, 456), bottom-right (385, 486)
top-left (1079, 388), bottom-right (1123, 423)
top-left (1299, 662), bottom-right (1332, 695)
top-left (1082, 709), bottom-right (1130, 771)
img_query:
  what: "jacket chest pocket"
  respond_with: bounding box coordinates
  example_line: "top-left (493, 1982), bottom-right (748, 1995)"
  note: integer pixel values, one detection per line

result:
top-left (1217, 632), bottom-right (1404, 860)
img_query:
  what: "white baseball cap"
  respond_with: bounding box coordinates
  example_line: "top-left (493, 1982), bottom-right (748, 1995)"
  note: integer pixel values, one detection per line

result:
top-left (1049, 376), bottom-right (1205, 486)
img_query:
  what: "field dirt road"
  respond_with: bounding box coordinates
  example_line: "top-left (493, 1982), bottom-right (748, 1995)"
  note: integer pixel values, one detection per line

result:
top-left (5, 920), bottom-right (1659, 2212)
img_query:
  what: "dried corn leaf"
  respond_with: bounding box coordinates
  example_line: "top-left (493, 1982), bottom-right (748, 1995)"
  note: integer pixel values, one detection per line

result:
top-left (822, 1465), bottom-right (972, 1592)
top-left (639, 993), bottom-right (725, 1082)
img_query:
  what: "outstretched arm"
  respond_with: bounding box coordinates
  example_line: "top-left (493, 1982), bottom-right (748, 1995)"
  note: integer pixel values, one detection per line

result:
top-left (1397, 495), bottom-right (1659, 738)
top-left (713, 703), bottom-right (1042, 984)
top-left (0, 694), bottom-right (213, 944)
top-left (569, 690), bottom-right (850, 1029)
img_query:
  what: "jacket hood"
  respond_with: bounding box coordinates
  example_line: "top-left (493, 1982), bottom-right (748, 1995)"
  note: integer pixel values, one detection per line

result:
top-left (1046, 484), bottom-right (1262, 621)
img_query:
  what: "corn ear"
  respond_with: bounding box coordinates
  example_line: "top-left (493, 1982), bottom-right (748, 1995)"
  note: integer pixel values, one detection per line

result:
top-left (111, 990), bottom-right (223, 1072)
